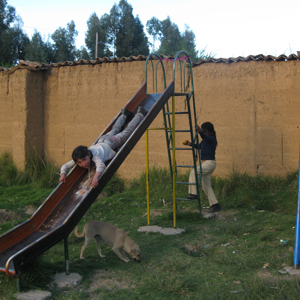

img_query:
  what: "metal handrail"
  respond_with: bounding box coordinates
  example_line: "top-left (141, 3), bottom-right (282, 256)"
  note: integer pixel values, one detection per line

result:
top-left (145, 53), bottom-right (167, 94)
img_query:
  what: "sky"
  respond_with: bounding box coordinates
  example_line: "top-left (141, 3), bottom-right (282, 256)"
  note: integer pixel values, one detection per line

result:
top-left (8, 0), bottom-right (300, 59)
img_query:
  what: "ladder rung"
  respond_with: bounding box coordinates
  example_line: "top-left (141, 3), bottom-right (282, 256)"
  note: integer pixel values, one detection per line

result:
top-left (175, 165), bottom-right (195, 168)
top-left (174, 92), bottom-right (189, 96)
top-left (164, 111), bottom-right (189, 115)
top-left (176, 198), bottom-right (198, 202)
top-left (169, 147), bottom-right (193, 151)
top-left (167, 130), bottom-right (190, 133)
top-left (175, 182), bottom-right (197, 185)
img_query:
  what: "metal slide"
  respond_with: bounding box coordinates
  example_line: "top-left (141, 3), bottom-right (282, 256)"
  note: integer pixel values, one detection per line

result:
top-left (0, 81), bottom-right (174, 279)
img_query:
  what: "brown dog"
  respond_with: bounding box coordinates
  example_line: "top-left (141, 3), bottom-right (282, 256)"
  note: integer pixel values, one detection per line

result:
top-left (75, 220), bottom-right (140, 263)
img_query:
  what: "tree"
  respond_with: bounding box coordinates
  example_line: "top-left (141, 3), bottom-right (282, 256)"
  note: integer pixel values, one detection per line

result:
top-left (115, 0), bottom-right (135, 57)
top-left (0, 0), bottom-right (17, 66)
top-left (146, 17), bottom-right (161, 52)
top-left (25, 30), bottom-right (48, 63)
top-left (11, 15), bottom-right (30, 62)
top-left (180, 25), bottom-right (198, 61)
top-left (44, 38), bottom-right (55, 63)
top-left (0, 0), bottom-right (15, 29)
top-left (180, 25), bottom-right (214, 61)
top-left (75, 46), bottom-right (90, 60)
top-left (131, 16), bottom-right (148, 56)
top-left (51, 21), bottom-right (78, 62)
top-left (146, 16), bottom-right (214, 61)
top-left (107, 4), bottom-right (120, 56)
top-left (0, 13), bottom-right (29, 65)
top-left (158, 16), bottom-right (181, 56)
top-left (115, 0), bottom-right (148, 57)
top-left (85, 12), bottom-right (112, 59)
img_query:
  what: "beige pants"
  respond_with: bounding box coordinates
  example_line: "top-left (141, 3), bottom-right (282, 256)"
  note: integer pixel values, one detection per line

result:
top-left (188, 160), bottom-right (218, 206)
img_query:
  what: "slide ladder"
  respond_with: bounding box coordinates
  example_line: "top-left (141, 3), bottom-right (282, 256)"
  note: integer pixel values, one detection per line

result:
top-left (145, 51), bottom-right (202, 228)
top-left (164, 51), bottom-right (202, 217)
top-left (163, 94), bottom-right (202, 212)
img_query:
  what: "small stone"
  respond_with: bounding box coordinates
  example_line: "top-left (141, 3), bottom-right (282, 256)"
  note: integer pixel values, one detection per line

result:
top-left (15, 290), bottom-right (51, 300)
top-left (52, 272), bottom-right (83, 288)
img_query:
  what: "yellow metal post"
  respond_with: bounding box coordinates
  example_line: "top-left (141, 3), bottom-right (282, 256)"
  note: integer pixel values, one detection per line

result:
top-left (146, 129), bottom-right (150, 225)
top-left (145, 127), bottom-right (173, 225)
top-left (172, 95), bottom-right (176, 228)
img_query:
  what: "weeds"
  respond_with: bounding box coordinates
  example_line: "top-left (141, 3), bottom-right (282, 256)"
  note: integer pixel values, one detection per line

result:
top-left (0, 152), bottom-right (60, 188)
top-left (0, 158), bottom-right (299, 299)
top-left (212, 170), bottom-right (298, 213)
top-left (103, 172), bottom-right (125, 196)
top-left (0, 152), bottom-right (18, 186)
top-left (19, 151), bottom-right (60, 188)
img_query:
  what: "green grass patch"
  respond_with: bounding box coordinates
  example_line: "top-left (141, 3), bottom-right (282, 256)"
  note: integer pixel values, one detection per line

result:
top-left (0, 152), bottom-right (60, 188)
top-left (0, 155), bottom-right (299, 299)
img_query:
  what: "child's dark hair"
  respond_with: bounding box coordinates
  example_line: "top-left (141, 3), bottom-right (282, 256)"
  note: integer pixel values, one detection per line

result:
top-left (72, 146), bottom-right (89, 162)
top-left (201, 122), bottom-right (217, 146)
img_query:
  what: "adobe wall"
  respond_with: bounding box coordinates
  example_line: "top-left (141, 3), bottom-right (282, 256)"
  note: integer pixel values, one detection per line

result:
top-left (0, 59), bottom-right (299, 180)
top-left (0, 71), bottom-right (13, 155)
top-left (0, 69), bottom-right (46, 170)
top-left (193, 60), bottom-right (300, 176)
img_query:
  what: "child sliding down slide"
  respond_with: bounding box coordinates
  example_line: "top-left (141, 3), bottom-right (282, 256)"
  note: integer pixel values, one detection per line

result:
top-left (59, 107), bottom-right (147, 188)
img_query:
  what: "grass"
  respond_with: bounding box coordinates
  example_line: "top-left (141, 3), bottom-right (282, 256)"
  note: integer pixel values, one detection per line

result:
top-left (0, 153), bottom-right (299, 299)
top-left (0, 152), bottom-right (59, 188)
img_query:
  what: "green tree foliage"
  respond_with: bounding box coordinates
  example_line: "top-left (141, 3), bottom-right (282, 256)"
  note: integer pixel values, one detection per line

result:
top-left (51, 20), bottom-right (78, 62)
top-left (75, 46), bottom-right (90, 60)
top-left (25, 30), bottom-right (48, 62)
top-left (107, 4), bottom-right (120, 56)
top-left (115, 0), bottom-right (135, 57)
top-left (11, 16), bottom-right (30, 62)
top-left (115, 0), bottom-right (149, 57)
top-left (85, 12), bottom-right (112, 59)
top-left (146, 16), bottom-right (161, 52)
top-left (0, 28), bottom-right (15, 66)
top-left (0, 0), bottom-right (29, 66)
top-left (158, 16), bottom-right (183, 56)
top-left (44, 39), bottom-right (55, 63)
top-left (180, 25), bottom-right (199, 61)
top-left (84, 0), bottom-right (149, 58)
top-left (131, 16), bottom-right (148, 56)
top-left (1, 0), bottom-right (212, 64)
top-left (0, 0), bottom-right (15, 30)
top-left (146, 16), bottom-right (214, 61)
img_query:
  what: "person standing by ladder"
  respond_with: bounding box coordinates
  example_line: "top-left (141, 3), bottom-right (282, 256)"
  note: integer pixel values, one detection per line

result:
top-left (184, 122), bottom-right (221, 213)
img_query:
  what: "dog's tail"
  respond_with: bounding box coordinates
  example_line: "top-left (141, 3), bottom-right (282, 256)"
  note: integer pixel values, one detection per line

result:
top-left (75, 225), bottom-right (85, 238)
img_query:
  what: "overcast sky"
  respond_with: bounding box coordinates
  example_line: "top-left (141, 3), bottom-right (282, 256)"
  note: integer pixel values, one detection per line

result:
top-left (8, 0), bottom-right (300, 58)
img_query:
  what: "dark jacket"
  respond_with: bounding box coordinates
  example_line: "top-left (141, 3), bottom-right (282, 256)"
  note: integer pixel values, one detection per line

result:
top-left (194, 131), bottom-right (217, 160)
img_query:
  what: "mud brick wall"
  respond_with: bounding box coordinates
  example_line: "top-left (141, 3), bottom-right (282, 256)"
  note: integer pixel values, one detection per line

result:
top-left (0, 58), bottom-right (299, 179)
top-left (193, 60), bottom-right (300, 176)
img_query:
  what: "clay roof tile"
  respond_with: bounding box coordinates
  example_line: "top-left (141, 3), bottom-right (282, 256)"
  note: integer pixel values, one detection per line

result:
top-left (2, 53), bottom-right (299, 74)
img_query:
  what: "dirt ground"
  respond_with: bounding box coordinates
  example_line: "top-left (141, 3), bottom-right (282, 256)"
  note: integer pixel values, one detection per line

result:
top-left (0, 209), bottom-right (17, 223)
top-left (87, 269), bottom-right (134, 293)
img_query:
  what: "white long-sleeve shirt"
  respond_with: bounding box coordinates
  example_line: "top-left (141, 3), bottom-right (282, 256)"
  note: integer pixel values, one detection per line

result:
top-left (60, 143), bottom-right (116, 175)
